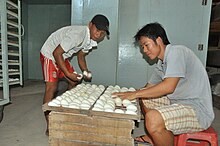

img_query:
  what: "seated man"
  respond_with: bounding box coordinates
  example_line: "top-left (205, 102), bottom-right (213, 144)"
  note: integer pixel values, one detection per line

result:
top-left (112, 22), bottom-right (214, 146)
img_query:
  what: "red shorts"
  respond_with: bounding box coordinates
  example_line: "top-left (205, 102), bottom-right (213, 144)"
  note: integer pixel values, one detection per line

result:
top-left (40, 53), bottom-right (74, 82)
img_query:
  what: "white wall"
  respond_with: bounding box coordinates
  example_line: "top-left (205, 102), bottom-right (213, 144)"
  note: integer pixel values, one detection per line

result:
top-left (23, 4), bottom-right (71, 80)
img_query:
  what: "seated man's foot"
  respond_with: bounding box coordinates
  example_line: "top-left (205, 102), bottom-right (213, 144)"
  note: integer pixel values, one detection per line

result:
top-left (45, 129), bottom-right (49, 136)
top-left (134, 135), bottom-right (153, 144)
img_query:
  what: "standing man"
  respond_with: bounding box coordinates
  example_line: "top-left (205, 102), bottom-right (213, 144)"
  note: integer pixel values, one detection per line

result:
top-left (40, 14), bottom-right (110, 135)
top-left (112, 22), bottom-right (214, 146)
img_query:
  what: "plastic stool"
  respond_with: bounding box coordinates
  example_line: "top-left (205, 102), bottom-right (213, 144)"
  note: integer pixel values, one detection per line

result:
top-left (174, 127), bottom-right (218, 146)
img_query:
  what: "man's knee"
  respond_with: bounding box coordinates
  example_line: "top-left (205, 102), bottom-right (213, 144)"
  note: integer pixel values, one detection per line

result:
top-left (45, 82), bottom-right (58, 93)
top-left (145, 109), bottom-right (165, 134)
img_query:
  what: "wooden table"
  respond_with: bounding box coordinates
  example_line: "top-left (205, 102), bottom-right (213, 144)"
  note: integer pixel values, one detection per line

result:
top-left (42, 99), bottom-right (141, 146)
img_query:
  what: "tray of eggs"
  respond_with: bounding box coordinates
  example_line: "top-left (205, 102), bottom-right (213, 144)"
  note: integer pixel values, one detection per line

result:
top-left (46, 83), bottom-right (140, 119)
top-left (91, 85), bottom-right (140, 117)
top-left (47, 83), bottom-right (105, 110)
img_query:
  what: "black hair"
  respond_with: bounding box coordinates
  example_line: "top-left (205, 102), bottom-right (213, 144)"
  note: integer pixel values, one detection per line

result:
top-left (134, 22), bottom-right (170, 45)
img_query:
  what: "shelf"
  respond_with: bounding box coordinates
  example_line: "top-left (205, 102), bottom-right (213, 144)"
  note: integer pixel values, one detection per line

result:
top-left (7, 10), bottom-right (18, 18)
top-left (7, 20), bottom-right (18, 28)
top-left (0, 69), bottom-right (20, 76)
top-left (0, 40), bottom-right (19, 47)
top-left (7, 31), bottom-right (19, 37)
top-left (0, 51), bottom-right (19, 56)
top-left (6, 0), bottom-right (18, 9)
top-left (0, 78), bottom-right (20, 87)
top-left (0, 0), bottom-right (23, 104)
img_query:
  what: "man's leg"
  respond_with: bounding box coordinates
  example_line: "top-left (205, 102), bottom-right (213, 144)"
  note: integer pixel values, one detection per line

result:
top-left (43, 81), bottom-right (58, 136)
top-left (135, 98), bottom-right (173, 145)
top-left (145, 109), bottom-right (174, 146)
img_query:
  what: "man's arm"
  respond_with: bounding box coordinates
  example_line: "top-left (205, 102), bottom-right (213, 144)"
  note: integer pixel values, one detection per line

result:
top-left (135, 77), bottom-right (180, 98)
top-left (112, 77), bottom-right (180, 100)
top-left (53, 45), bottom-right (79, 81)
top-left (77, 50), bottom-right (88, 72)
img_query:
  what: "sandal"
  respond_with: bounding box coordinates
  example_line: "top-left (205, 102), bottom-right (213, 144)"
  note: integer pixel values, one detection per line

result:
top-left (134, 135), bottom-right (151, 145)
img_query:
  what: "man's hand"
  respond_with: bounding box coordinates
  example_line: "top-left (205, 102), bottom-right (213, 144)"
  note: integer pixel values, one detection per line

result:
top-left (83, 70), bottom-right (92, 81)
top-left (112, 91), bottom-right (137, 101)
top-left (66, 72), bottom-right (81, 82)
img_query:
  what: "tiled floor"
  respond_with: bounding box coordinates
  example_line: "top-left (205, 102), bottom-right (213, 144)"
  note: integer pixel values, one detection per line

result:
top-left (0, 80), bottom-right (219, 146)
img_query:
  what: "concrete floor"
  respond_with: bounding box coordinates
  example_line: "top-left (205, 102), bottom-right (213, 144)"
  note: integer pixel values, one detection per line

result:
top-left (0, 80), bottom-right (219, 146)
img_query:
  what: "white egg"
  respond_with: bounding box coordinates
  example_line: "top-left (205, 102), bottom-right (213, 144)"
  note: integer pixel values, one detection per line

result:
top-left (131, 99), bottom-right (136, 103)
top-left (128, 87), bottom-right (136, 91)
top-left (86, 84), bottom-right (91, 87)
top-left (104, 91), bottom-right (112, 95)
top-left (92, 107), bottom-right (103, 111)
top-left (80, 103), bottom-right (90, 110)
top-left (87, 91), bottom-right (92, 95)
top-left (112, 89), bottom-right (119, 93)
top-left (62, 93), bottom-right (69, 97)
top-left (121, 87), bottom-right (128, 91)
top-left (114, 109), bottom-right (124, 114)
top-left (90, 84), bottom-right (96, 89)
top-left (80, 83), bottom-right (85, 86)
top-left (77, 73), bottom-right (83, 80)
top-left (102, 94), bottom-right (110, 98)
top-left (62, 105), bottom-right (69, 108)
top-left (98, 85), bottom-right (105, 90)
top-left (56, 96), bottom-right (63, 101)
top-left (61, 94), bottom-right (68, 98)
top-left (96, 90), bottom-right (102, 95)
top-left (48, 101), bottom-right (59, 107)
top-left (91, 92), bottom-right (100, 97)
top-left (99, 96), bottom-right (106, 102)
top-left (94, 103), bottom-right (104, 109)
top-left (125, 110), bottom-right (137, 115)
top-left (107, 100), bottom-right (115, 106)
top-left (76, 84), bottom-right (82, 88)
top-left (69, 96), bottom-right (76, 101)
top-left (115, 97), bottom-right (122, 106)
top-left (104, 104), bottom-right (114, 110)
top-left (104, 108), bottom-right (114, 112)
top-left (89, 95), bottom-right (97, 101)
top-left (106, 98), bottom-right (114, 102)
top-left (65, 97), bottom-right (72, 103)
top-left (81, 92), bottom-right (89, 98)
top-left (52, 99), bottom-right (61, 105)
top-left (115, 97), bottom-right (122, 103)
top-left (126, 104), bottom-right (137, 112)
top-left (96, 99), bottom-right (105, 105)
top-left (75, 92), bottom-right (81, 97)
top-left (122, 99), bottom-right (131, 107)
top-left (83, 70), bottom-right (88, 77)
top-left (81, 99), bottom-right (91, 106)
top-left (70, 88), bottom-right (76, 92)
top-left (88, 98), bottom-right (95, 103)
top-left (61, 99), bottom-right (69, 106)
top-left (65, 91), bottom-right (72, 95)
top-left (69, 103), bottom-right (80, 109)
top-left (114, 85), bottom-right (120, 89)
top-left (87, 72), bottom-right (92, 78)
top-left (77, 97), bottom-right (84, 102)
top-left (72, 99), bottom-right (81, 104)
